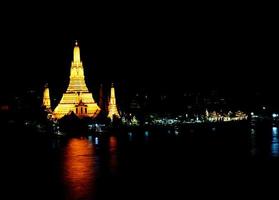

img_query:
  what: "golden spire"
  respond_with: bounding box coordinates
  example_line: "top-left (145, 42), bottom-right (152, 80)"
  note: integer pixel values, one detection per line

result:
top-left (42, 83), bottom-right (51, 110)
top-left (108, 82), bottom-right (120, 121)
top-left (53, 41), bottom-right (101, 119)
top-left (109, 83), bottom-right (116, 105)
top-left (68, 41), bottom-right (87, 91)
top-left (73, 40), bottom-right (80, 63)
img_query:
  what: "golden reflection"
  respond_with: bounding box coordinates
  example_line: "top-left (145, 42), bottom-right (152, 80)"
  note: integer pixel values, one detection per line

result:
top-left (63, 138), bottom-right (95, 200)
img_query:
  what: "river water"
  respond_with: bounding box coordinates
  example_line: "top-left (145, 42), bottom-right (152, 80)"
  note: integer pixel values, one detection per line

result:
top-left (2, 122), bottom-right (279, 199)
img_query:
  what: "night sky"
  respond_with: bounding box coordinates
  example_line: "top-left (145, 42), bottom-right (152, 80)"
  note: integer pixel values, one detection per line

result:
top-left (1, 4), bottom-right (277, 98)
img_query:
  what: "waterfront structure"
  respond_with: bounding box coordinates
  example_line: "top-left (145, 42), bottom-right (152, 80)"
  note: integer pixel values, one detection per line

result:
top-left (107, 83), bottom-right (120, 121)
top-left (42, 83), bottom-right (51, 111)
top-left (53, 41), bottom-right (100, 119)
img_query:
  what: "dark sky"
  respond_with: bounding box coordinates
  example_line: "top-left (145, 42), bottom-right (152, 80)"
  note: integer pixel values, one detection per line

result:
top-left (1, 4), bottom-right (278, 95)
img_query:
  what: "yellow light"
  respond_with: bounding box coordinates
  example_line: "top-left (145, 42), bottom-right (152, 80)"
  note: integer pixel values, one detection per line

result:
top-left (53, 42), bottom-right (100, 119)
top-left (63, 138), bottom-right (95, 199)
top-left (42, 84), bottom-right (51, 110)
top-left (107, 83), bottom-right (120, 121)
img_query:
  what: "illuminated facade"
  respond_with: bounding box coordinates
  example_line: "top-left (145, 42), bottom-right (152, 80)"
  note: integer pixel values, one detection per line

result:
top-left (107, 83), bottom-right (120, 121)
top-left (53, 42), bottom-right (101, 119)
top-left (206, 110), bottom-right (248, 122)
top-left (42, 83), bottom-right (51, 110)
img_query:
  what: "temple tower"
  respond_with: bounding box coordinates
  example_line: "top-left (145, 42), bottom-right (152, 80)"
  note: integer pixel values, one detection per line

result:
top-left (42, 83), bottom-right (51, 110)
top-left (107, 83), bottom-right (120, 121)
top-left (53, 41), bottom-right (101, 119)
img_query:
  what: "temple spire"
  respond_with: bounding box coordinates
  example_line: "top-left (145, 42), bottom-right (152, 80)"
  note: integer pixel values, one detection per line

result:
top-left (108, 82), bottom-right (120, 121)
top-left (42, 83), bottom-right (51, 110)
top-left (73, 40), bottom-right (81, 62)
top-left (53, 41), bottom-right (101, 119)
top-left (68, 41), bottom-right (87, 91)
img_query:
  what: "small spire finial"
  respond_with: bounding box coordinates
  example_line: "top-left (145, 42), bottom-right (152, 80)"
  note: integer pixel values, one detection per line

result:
top-left (73, 40), bottom-right (81, 62)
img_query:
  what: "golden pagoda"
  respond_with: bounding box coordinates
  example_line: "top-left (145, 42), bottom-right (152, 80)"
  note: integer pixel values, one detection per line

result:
top-left (107, 83), bottom-right (120, 121)
top-left (42, 83), bottom-right (51, 111)
top-left (53, 41), bottom-right (101, 119)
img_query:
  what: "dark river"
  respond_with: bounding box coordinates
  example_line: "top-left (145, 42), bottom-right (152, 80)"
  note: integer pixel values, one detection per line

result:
top-left (2, 122), bottom-right (279, 199)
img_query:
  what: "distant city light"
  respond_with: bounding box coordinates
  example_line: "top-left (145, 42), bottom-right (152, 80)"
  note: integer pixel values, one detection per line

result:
top-left (174, 128), bottom-right (179, 135)
top-left (147, 110), bottom-right (248, 126)
top-left (272, 113), bottom-right (278, 118)
top-left (251, 112), bottom-right (254, 116)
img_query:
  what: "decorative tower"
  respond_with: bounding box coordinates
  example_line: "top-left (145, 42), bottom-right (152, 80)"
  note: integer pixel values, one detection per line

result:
top-left (53, 41), bottom-right (101, 119)
top-left (42, 83), bottom-right (51, 111)
top-left (107, 83), bottom-right (120, 121)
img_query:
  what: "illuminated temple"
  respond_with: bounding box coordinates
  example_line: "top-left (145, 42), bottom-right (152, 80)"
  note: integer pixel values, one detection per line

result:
top-left (53, 42), bottom-right (101, 119)
top-left (107, 83), bottom-right (121, 121)
top-left (42, 83), bottom-right (51, 111)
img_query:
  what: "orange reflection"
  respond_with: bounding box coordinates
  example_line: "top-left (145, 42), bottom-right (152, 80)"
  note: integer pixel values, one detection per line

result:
top-left (109, 136), bottom-right (118, 173)
top-left (63, 138), bottom-right (95, 200)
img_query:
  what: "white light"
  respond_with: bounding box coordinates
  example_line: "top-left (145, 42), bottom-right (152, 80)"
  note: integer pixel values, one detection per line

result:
top-left (251, 112), bottom-right (254, 116)
top-left (95, 137), bottom-right (99, 145)
top-left (263, 106), bottom-right (266, 110)
top-left (272, 113), bottom-right (277, 118)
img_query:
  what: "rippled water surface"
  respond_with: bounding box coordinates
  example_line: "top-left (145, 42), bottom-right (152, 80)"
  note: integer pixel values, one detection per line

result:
top-left (3, 123), bottom-right (279, 199)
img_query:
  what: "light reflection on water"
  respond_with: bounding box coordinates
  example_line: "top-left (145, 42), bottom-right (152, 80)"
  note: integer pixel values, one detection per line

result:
top-left (128, 132), bottom-right (133, 141)
top-left (250, 128), bottom-right (257, 156)
top-left (54, 127), bottom-right (279, 199)
top-left (95, 137), bottom-right (99, 145)
top-left (271, 127), bottom-right (279, 157)
top-left (62, 138), bottom-right (96, 200)
top-left (88, 135), bottom-right (93, 143)
top-left (61, 135), bottom-right (119, 199)
top-left (144, 130), bottom-right (149, 142)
